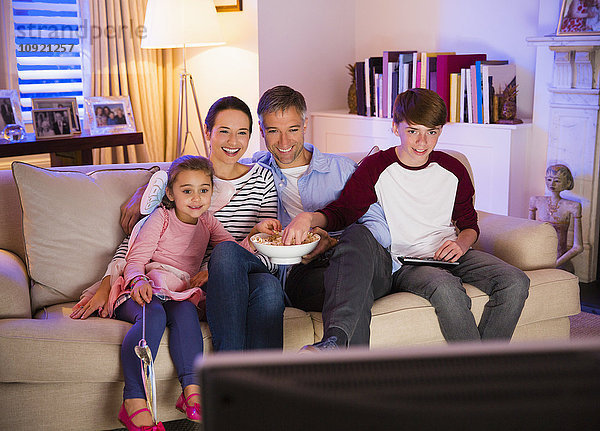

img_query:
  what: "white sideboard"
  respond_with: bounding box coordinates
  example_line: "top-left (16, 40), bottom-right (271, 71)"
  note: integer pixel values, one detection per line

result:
top-left (310, 110), bottom-right (532, 218)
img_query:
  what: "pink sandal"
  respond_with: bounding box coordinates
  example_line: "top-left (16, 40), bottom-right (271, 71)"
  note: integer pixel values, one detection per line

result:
top-left (175, 392), bottom-right (202, 422)
top-left (118, 403), bottom-right (165, 431)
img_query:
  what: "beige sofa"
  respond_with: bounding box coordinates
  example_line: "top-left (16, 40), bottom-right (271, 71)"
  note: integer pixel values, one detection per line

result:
top-left (0, 152), bottom-right (580, 430)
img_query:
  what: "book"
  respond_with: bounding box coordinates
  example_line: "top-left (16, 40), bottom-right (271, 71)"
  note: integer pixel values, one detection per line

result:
top-left (465, 67), bottom-right (473, 123)
top-left (366, 56), bottom-right (383, 117)
top-left (411, 52), bottom-right (419, 89)
top-left (486, 63), bottom-right (516, 123)
top-left (364, 59), bottom-right (371, 116)
top-left (382, 51), bottom-right (416, 117)
top-left (354, 61), bottom-right (366, 116)
top-left (479, 60), bottom-right (509, 124)
top-left (470, 65), bottom-right (478, 123)
top-left (449, 72), bottom-right (460, 122)
top-left (435, 53), bottom-right (487, 121)
top-left (460, 68), bottom-right (467, 123)
top-left (419, 52), bottom-right (455, 90)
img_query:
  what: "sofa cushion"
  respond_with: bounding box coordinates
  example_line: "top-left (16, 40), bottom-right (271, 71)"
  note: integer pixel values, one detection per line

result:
top-left (11, 162), bottom-right (158, 312)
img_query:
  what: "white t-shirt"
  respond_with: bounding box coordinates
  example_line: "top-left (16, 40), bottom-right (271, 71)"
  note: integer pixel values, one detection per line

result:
top-left (280, 165), bottom-right (308, 219)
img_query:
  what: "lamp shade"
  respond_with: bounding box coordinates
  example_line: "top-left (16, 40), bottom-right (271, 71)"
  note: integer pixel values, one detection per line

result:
top-left (141, 0), bottom-right (225, 49)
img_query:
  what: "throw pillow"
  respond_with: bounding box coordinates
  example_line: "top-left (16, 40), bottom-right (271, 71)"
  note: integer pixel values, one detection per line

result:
top-left (12, 162), bottom-right (159, 312)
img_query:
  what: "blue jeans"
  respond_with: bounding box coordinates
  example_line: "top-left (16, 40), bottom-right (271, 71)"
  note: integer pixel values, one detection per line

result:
top-left (115, 297), bottom-right (203, 400)
top-left (205, 241), bottom-right (285, 351)
top-left (392, 249), bottom-right (530, 341)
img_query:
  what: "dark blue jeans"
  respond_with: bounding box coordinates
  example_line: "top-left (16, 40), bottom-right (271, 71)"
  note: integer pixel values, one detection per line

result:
top-left (205, 241), bottom-right (285, 351)
top-left (115, 297), bottom-right (203, 400)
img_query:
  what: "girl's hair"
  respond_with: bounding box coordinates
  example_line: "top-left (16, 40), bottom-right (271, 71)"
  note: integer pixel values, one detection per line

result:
top-left (257, 85), bottom-right (307, 122)
top-left (162, 155), bottom-right (214, 209)
top-left (392, 88), bottom-right (447, 128)
top-left (205, 96), bottom-right (253, 134)
top-left (546, 164), bottom-right (574, 191)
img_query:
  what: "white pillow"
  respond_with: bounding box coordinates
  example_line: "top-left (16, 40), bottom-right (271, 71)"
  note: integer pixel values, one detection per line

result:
top-left (12, 162), bottom-right (158, 311)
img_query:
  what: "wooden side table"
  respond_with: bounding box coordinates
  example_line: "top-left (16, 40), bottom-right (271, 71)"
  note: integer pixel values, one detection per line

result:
top-left (0, 131), bottom-right (143, 166)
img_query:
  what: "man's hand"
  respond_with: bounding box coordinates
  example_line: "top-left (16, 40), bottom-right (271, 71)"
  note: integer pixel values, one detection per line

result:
top-left (190, 270), bottom-right (208, 288)
top-left (434, 240), bottom-right (465, 262)
top-left (120, 185), bottom-right (145, 234)
top-left (300, 227), bottom-right (338, 264)
top-left (130, 281), bottom-right (153, 306)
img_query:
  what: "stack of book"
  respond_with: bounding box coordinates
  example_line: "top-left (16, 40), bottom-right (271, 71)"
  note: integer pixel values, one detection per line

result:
top-left (353, 51), bottom-right (517, 124)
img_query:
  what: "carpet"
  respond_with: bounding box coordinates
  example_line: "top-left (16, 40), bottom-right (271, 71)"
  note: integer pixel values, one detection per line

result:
top-left (570, 311), bottom-right (600, 339)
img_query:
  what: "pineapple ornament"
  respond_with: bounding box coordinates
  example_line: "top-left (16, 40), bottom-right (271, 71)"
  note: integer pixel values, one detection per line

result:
top-left (346, 64), bottom-right (357, 115)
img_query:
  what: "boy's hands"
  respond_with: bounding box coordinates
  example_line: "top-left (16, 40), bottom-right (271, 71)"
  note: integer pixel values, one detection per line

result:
top-left (282, 212), bottom-right (315, 245)
top-left (434, 229), bottom-right (477, 262)
top-left (130, 281), bottom-right (153, 306)
top-left (120, 185), bottom-right (145, 234)
top-left (190, 270), bottom-right (208, 288)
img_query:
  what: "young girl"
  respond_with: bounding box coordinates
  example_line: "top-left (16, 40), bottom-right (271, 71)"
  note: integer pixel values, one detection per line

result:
top-left (75, 156), bottom-right (257, 430)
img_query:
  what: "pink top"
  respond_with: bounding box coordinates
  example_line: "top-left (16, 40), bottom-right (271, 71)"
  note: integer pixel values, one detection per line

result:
top-left (106, 206), bottom-right (251, 312)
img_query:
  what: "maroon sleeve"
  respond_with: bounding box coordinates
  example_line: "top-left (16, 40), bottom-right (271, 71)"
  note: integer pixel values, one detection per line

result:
top-left (319, 148), bottom-right (396, 231)
top-left (433, 152), bottom-right (479, 236)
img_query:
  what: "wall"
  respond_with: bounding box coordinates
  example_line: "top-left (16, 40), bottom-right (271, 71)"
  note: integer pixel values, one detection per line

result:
top-left (257, 0), bottom-right (356, 146)
top-left (184, 0), bottom-right (260, 156)
top-left (354, 0), bottom-right (542, 121)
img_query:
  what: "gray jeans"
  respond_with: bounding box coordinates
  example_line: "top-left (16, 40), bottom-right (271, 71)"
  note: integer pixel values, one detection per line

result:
top-left (392, 248), bottom-right (530, 341)
top-left (286, 224), bottom-right (393, 346)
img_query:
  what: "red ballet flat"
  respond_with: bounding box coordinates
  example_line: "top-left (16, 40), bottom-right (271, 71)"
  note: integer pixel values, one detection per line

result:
top-left (118, 403), bottom-right (165, 431)
top-left (175, 392), bottom-right (202, 422)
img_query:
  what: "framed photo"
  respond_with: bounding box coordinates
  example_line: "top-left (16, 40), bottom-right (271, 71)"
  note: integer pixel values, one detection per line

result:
top-left (32, 97), bottom-right (81, 133)
top-left (557, 0), bottom-right (600, 35)
top-left (0, 89), bottom-right (24, 131)
top-left (84, 96), bottom-right (136, 135)
top-left (214, 0), bottom-right (242, 12)
top-left (32, 108), bottom-right (74, 139)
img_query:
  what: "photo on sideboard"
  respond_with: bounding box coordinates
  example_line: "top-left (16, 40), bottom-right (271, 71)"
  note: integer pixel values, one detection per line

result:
top-left (0, 89), bottom-right (24, 131)
top-left (557, 0), bottom-right (600, 35)
top-left (84, 96), bottom-right (136, 135)
top-left (32, 97), bottom-right (81, 134)
top-left (32, 107), bottom-right (73, 139)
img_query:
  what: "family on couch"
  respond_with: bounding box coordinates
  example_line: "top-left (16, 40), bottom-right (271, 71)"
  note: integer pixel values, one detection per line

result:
top-left (69, 85), bottom-right (530, 430)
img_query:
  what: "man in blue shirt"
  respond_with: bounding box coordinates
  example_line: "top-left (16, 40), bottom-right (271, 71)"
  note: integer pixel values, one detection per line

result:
top-left (252, 85), bottom-right (392, 349)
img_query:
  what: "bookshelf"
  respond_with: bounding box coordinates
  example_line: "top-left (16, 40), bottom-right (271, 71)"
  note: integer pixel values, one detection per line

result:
top-left (310, 110), bottom-right (532, 218)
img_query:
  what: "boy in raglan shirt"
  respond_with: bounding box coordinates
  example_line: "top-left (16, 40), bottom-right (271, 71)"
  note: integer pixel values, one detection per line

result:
top-left (284, 88), bottom-right (530, 349)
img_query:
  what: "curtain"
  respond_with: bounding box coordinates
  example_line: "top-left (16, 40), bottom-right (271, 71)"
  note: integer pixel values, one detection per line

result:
top-left (88, 0), bottom-right (179, 163)
top-left (0, 0), bottom-right (18, 90)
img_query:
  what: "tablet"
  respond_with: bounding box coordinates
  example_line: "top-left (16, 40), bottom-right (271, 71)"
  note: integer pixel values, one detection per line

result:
top-left (398, 256), bottom-right (460, 268)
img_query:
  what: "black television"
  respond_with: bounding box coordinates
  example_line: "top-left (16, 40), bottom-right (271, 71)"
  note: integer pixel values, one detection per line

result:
top-left (196, 339), bottom-right (600, 431)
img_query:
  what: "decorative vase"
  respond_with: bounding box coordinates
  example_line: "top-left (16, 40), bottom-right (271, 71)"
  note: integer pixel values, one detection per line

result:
top-left (346, 64), bottom-right (357, 115)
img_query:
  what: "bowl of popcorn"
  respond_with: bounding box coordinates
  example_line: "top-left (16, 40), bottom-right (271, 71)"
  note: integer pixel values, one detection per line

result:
top-left (251, 231), bottom-right (320, 264)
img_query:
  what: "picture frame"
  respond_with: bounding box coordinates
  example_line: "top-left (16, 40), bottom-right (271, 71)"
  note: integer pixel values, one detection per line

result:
top-left (0, 89), bottom-right (25, 132)
top-left (557, 0), bottom-right (600, 35)
top-left (214, 0), bottom-right (242, 12)
top-left (32, 107), bottom-right (74, 139)
top-left (32, 97), bottom-right (81, 134)
top-left (84, 96), bottom-right (136, 135)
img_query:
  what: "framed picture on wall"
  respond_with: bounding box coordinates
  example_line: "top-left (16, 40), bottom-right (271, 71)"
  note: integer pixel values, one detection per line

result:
top-left (214, 0), bottom-right (242, 12)
top-left (557, 0), bottom-right (600, 35)
top-left (84, 96), bottom-right (136, 135)
top-left (32, 97), bottom-right (81, 134)
top-left (32, 108), bottom-right (73, 139)
top-left (0, 89), bottom-right (24, 131)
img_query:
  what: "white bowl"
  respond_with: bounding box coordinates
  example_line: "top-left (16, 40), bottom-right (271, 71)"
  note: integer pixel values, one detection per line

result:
top-left (251, 232), bottom-right (320, 265)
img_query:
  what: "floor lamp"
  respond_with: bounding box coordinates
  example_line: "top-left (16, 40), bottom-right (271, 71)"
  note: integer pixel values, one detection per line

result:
top-left (142, 0), bottom-right (225, 158)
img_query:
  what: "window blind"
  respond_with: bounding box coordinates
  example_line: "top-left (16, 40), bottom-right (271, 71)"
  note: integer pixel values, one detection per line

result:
top-left (12, 0), bottom-right (83, 123)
